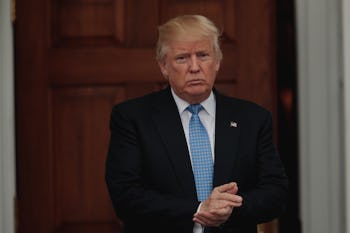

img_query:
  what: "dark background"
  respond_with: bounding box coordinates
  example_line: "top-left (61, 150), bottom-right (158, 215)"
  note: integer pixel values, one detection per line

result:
top-left (276, 1), bottom-right (300, 232)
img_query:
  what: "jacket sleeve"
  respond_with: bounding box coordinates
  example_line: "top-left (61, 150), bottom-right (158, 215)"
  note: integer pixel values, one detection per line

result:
top-left (230, 111), bottom-right (289, 225)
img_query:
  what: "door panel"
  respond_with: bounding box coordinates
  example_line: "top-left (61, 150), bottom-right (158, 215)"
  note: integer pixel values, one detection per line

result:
top-left (52, 87), bottom-right (123, 232)
top-left (16, 0), bottom-right (278, 232)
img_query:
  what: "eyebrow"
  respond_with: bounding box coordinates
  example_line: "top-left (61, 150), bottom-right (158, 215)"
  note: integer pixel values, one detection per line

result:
top-left (174, 52), bottom-right (190, 57)
top-left (174, 49), bottom-right (210, 56)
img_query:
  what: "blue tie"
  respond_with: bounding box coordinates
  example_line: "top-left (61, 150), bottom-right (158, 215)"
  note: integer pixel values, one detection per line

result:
top-left (187, 104), bottom-right (213, 201)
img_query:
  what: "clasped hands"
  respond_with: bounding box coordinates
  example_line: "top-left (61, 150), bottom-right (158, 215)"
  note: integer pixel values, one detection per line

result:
top-left (193, 182), bottom-right (243, 227)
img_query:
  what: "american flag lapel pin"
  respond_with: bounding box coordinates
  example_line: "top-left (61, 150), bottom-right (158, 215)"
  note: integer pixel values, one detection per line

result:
top-left (230, 121), bottom-right (238, 128)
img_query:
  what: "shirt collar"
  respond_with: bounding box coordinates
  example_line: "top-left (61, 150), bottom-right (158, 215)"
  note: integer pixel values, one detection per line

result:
top-left (171, 88), bottom-right (216, 117)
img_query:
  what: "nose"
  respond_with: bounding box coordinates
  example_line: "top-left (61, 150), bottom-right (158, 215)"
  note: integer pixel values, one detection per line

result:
top-left (189, 55), bottom-right (200, 73)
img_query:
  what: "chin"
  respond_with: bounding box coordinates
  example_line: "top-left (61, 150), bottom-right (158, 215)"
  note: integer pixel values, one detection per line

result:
top-left (187, 85), bottom-right (210, 94)
top-left (186, 89), bottom-right (211, 101)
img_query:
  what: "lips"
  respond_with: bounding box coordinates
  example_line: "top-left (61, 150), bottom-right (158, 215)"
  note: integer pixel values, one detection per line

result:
top-left (187, 79), bottom-right (204, 85)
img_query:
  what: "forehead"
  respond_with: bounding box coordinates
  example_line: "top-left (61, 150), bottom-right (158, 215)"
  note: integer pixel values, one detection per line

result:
top-left (167, 38), bottom-right (214, 54)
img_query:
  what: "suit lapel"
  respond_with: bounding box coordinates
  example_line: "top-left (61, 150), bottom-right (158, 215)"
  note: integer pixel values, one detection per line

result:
top-left (150, 89), bottom-right (240, 195)
top-left (213, 93), bottom-right (240, 187)
top-left (151, 88), bottom-right (197, 199)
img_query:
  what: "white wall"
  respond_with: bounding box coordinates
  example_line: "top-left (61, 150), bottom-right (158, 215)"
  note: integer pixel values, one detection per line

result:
top-left (344, 0), bottom-right (350, 231)
top-left (0, 0), bottom-right (16, 232)
top-left (296, 0), bottom-right (347, 232)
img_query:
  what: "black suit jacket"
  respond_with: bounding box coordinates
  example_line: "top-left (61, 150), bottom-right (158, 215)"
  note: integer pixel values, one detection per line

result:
top-left (105, 87), bottom-right (288, 233)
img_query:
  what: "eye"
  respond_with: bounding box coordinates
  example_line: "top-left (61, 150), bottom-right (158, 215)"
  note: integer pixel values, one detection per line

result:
top-left (197, 52), bottom-right (210, 60)
top-left (175, 55), bottom-right (188, 64)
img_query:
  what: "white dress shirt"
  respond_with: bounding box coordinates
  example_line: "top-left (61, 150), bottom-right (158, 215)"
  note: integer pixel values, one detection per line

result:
top-left (171, 88), bottom-right (216, 233)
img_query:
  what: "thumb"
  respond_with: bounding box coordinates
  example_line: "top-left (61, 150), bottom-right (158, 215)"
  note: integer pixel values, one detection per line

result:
top-left (226, 183), bottom-right (238, 195)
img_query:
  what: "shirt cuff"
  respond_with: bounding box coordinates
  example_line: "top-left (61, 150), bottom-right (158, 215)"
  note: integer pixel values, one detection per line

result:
top-left (196, 202), bottom-right (203, 213)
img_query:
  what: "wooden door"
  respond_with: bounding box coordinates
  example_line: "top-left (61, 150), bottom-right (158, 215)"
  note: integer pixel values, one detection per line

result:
top-left (15, 1), bottom-right (278, 232)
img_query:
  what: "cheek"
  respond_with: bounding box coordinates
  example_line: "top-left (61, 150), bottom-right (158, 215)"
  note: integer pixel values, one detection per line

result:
top-left (205, 65), bottom-right (218, 78)
top-left (171, 64), bottom-right (185, 74)
top-left (169, 75), bottom-right (184, 88)
top-left (170, 66), bottom-right (187, 80)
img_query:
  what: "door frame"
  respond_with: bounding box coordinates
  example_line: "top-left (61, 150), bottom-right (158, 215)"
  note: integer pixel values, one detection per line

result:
top-left (0, 0), bottom-right (16, 232)
top-left (296, 0), bottom-right (347, 232)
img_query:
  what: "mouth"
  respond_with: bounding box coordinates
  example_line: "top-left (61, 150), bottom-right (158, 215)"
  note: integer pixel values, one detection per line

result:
top-left (187, 79), bottom-right (204, 85)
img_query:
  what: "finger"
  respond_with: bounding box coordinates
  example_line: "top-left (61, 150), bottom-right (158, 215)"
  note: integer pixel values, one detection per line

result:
top-left (226, 184), bottom-right (238, 194)
top-left (227, 194), bottom-right (243, 205)
top-left (194, 212), bottom-right (227, 227)
top-left (215, 182), bottom-right (237, 193)
top-left (208, 199), bottom-right (242, 210)
top-left (213, 193), bottom-right (243, 207)
top-left (193, 212), bottom-right (215, 226)
top-left (216, 192), bottom-right (243, 202)
top-left (202, 195), bottom-right (243, 212)
top-left (195, 210), bottom-right (214, 219)
top-left (209, 206), bottom-right (233, 217)
top-left (193, 214), bottom-right (223, 227)
top-left (193, 216), bottom-right (206, 226)
top-left (196, 209), bottom-right (230, 222)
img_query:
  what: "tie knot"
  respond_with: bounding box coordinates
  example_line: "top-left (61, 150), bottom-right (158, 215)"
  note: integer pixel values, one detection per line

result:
top-left (187, 104), bottom-right (203, 115)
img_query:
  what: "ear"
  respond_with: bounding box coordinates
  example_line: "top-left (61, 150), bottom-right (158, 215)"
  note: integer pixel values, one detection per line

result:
top-left (215, 60), bottom-right (221, 72)
top-left (158, 60), bottom-right (169, 77)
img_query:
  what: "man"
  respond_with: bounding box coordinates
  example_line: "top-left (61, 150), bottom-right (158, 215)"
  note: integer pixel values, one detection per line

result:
top-left (105, 15), bottom-right (288, 233)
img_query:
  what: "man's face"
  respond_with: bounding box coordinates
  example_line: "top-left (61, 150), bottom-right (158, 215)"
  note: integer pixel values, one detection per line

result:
top-left (159, 38), bottom-right (220, 104)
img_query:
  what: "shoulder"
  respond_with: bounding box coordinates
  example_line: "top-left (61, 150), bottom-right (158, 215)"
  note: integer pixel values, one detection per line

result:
top-left (215, 92), bottom-right (274, 132)
top-left (111, 88), bottom-right (170, 116)
top-left (215, 91), bottom-right (271, 118)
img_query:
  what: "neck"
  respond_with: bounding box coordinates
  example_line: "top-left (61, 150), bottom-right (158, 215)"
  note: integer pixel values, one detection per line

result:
top-left (179, 92), bottom-right (211, 105)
